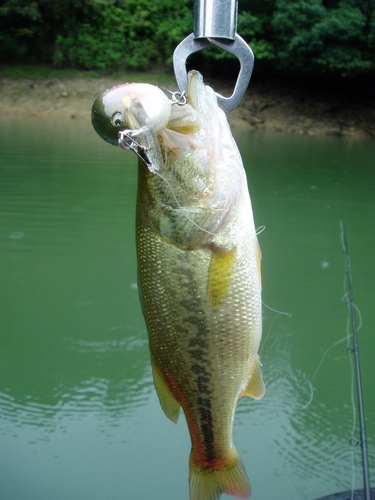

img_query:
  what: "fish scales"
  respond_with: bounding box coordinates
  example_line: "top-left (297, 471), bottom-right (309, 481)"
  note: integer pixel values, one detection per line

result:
top-left (137, 202), bottom-right (260, 451)
top-left (91, 70), bottom-right (265, 500)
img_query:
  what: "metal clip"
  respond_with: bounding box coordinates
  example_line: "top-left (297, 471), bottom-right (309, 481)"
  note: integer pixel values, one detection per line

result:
top-left (162, 88), bottom-right (187, 106)
top-left (173, 34), bottom-right (254, 112)
top-left (173, 0), bottom-right (254, 111)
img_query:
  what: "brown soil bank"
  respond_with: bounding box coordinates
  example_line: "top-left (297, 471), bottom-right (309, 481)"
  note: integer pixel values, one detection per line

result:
top-left (0, 75), bottom-right (374, 140)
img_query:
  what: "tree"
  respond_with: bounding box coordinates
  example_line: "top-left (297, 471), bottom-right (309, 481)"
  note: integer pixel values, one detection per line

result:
top-left (0, 0), bottom-right (374, 77)
top-left (0, 0), bottom-right (42, 61)
top-left (272, 0), bottom-right (375, 75)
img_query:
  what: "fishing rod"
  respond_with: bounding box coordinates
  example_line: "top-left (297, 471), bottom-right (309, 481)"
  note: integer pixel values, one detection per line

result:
top-left (340, 220), bottom-right (371, 500)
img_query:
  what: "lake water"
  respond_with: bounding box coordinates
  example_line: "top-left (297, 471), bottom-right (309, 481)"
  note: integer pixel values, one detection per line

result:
top-left (1, 116), bottom-right (374, 500)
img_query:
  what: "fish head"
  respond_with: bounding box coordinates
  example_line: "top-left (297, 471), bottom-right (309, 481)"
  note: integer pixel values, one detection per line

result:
top-left (91, 83), bottom-right (172, 146)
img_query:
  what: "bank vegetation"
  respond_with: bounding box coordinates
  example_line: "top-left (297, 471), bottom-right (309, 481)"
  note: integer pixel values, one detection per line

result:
top-left (1, 0), bottom-right (375, 78)
top-left (1, 1), bottom-right (374, 139)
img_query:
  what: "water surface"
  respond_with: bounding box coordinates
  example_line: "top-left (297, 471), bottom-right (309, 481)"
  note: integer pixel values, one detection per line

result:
top-left (1, 117), bottom-right (374, 499)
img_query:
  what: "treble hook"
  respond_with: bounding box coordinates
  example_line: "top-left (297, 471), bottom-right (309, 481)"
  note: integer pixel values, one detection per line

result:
top-left (173, 0), bottom-right (254, 112)
top-left (118, 129), bottom-right (154, 169)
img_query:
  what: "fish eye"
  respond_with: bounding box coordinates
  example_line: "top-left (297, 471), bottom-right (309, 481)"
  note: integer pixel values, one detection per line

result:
top-left (111, 112), bottom-right (123, 127)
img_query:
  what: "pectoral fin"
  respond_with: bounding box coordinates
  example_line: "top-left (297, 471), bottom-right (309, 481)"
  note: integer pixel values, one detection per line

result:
top-left (207, 246), bottom-right (236, 306)
top-left (151, 356), bottom-right (181, 423)
top-left (242, 355), bottom-right (266, 400)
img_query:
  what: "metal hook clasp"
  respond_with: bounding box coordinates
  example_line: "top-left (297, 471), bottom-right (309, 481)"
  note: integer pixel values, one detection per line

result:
top-left (173, 34), bottom-right (254, 112)
top-left (173, 0), bottom-right (254, 111)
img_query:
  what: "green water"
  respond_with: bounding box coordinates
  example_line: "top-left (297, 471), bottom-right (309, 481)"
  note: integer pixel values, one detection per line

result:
top-left (0, 117), bottom-right (374, 500)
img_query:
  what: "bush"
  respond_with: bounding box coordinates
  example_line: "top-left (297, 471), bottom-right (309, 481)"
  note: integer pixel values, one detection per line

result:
top-left (53, 0), bottom-right (193, 70)
top-left (1, 0), bottom-right (374, 77)
top-left (272, 0), bottom-right (375, 76)
top-left (0, 0), bottom-right (42, 62)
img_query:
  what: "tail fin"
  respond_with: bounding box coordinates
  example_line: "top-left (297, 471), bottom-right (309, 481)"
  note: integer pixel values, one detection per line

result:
top-left (189, 448), bottom-right (251, 500)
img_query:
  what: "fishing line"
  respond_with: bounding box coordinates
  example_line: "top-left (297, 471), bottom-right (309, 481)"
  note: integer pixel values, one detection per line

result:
top-left (299, 223), bottom-right (370, 499)
top-left (262, 302), bottom-right (292, 318)
top-left (342, 292), bottom-right (363, 333)
top-left (151, 168), bottom-right (219, 239)
top-left (347, 319), bottom-right (357, 500)
top-left (342, 229), bottom-right (358, 500)
top-left (299, 333), bottom-right (353, 410)
top-left (299, 297), bottom-right (363, 411)
top-left (119, 125), bottom-right (216, 238)
top-left (259, 302), bottom-right (292, 356)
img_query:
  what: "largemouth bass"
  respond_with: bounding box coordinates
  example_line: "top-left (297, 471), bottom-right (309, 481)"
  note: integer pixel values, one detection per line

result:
top-left (91, 71), bottom-right (265, 500)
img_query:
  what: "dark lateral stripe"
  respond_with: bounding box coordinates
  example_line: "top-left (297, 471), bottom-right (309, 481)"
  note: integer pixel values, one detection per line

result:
top-left (198, 397), bottom-right (211, 408)
top-left (191, 363), bottom-right (209, 375)
top-left (188, 349), bottom-right (206, 361)
top-left (197, 376), bottom-right (212, 395)
top-left (188, 337), bottom-right (208, 348)
top-left (199, 405), bottom-right (216, 461)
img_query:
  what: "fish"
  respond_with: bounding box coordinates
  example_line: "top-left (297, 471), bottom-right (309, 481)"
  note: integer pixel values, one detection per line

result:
top-left (91, 70), bottom-right (265, 500)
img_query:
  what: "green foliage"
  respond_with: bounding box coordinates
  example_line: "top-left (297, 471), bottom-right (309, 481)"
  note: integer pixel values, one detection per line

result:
top-left (238, 11), bottom-right (275, 60)
top-left (0, 0), bottom-right (192, 70)
top-left (371, 13), bottom-right (375, 46)
top-left (53, 5), bottom-right (129, 69)
top-left (193, 10), bottom-right (274, 66)
top-left (0, 0), bottom-right (42, 60)
top-left (0, 0), bottom-right (374, 77)
top-left (272, 0), bottom-right (326, 66)
top-left (272, 0), bottom-right (375, 75)
top-left (52, 0), bottom-right (192, 70)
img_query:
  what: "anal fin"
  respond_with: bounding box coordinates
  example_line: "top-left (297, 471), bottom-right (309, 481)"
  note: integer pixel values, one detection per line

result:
top-left (151, 356), bottom-right (181, 423)
top-left (242, 355), bottom-right (266, 400)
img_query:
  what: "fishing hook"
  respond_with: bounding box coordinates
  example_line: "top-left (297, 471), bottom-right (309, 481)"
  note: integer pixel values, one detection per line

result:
top-left (118, 129), bottom-right (152, 169)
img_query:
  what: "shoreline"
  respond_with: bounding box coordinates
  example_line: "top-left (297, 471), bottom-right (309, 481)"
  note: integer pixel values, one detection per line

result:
top-left (1, 76), bottom-right (374, 140)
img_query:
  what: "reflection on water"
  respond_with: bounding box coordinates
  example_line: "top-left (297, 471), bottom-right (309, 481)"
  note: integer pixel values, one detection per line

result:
top-left (0, 375), bottom-right (152, 435)
top-left (1, 117), bottom-right (374, 500)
